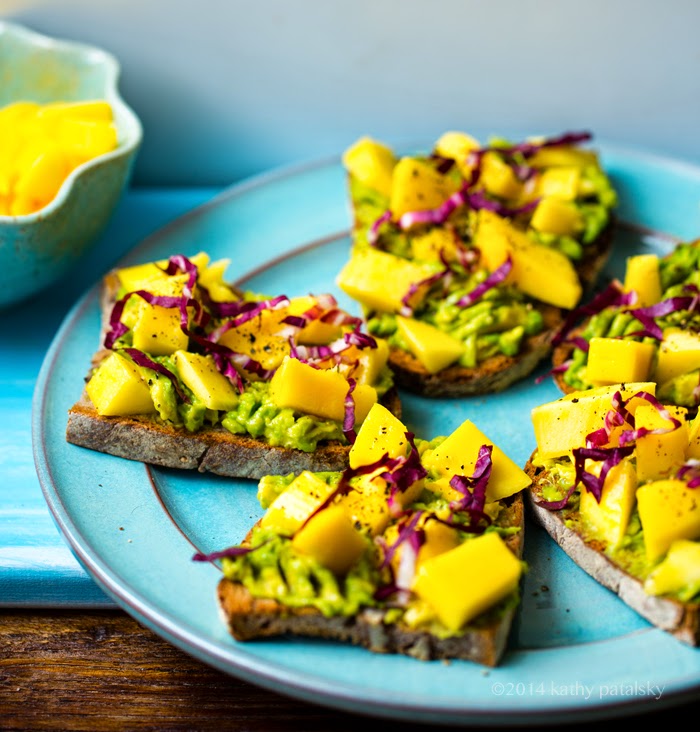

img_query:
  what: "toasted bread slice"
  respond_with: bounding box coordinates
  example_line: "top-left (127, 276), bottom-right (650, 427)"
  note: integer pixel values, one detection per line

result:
top-left (66, 252), bottom-right (402, 479)
top-left (66, 386), bottom-right (402, 479)
top-left (217, 492), bottom-right (524, 666)
top-left (340, 132), bottom-right (618, 398)
top-left (525, 455), bottom-right (700, 646)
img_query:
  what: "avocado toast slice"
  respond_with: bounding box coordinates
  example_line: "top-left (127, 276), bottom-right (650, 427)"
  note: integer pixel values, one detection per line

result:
top-left (337, 131), bottom-right (618, 397)
top-left (203, 402), bottom-right (530, 666)
top-left (551, 237), bottom-right (700, 414)
top-left (66, 252), bottom-right (401, 479)
top-left (525, 382), bottom-right (700, 645)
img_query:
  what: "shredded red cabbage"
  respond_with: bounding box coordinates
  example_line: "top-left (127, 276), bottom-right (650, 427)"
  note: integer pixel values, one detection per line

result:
top-left (191, 540), bottom-right (269, 562)
top-left (626, 292), bottom-right (700, 341)
top-left (447, 444), bottom-right (493, 532)
top-left (121, 347), bottom-right (190, 403)
top-left (677, 460), bottom-right (700, 488)
top-left (368, 210), bottom-right (392, 246)
top-left (343, 378), bottom-right (358, 444)
top-left (399, 266), bottom-right (451, 317)
top-left (455, 255), bottom-right (513, 308)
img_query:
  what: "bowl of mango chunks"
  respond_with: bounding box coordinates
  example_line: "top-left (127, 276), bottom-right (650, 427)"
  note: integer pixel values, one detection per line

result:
top-left (0, 20), bottom-right (142, 309)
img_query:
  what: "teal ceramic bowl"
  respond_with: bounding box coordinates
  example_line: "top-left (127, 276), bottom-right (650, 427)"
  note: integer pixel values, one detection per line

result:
top-left (0, 21), bottom-right (142, 309)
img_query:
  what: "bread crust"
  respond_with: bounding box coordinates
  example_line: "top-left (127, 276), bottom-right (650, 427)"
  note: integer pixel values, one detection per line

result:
top-left (66, 387), bottom-right (402, 480)
top-left (215, 493), bottom-right (525, 666)
top-left (524, 455), bottom-right (700, 646)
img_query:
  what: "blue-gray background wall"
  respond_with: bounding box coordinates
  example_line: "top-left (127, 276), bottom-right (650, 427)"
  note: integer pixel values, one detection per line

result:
top-left (5, 0), bottom-right (700, 187)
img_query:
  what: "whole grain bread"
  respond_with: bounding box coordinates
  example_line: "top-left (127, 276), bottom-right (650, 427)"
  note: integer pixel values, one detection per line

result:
top-left (215, 493), bottom-right (524, 666)
top-left (66, 267), bottom-right (403, 480)
top-left (524, 455), bottom-right (700, 646)
top-left (66, 387), bottom-right (402, 480)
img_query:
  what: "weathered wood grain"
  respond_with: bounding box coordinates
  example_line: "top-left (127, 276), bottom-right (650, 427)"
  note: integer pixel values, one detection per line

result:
top-left (0, 610), bottom-right (697, 731)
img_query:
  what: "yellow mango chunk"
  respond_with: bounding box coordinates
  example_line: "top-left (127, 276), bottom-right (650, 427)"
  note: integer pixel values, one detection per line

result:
top-left (197, 257), bottom-right (238, 302)
top-left (350, 337), bottom-right (389, 386)
top-left (116, 253), bottom-right (210, 293)
top-left (269, 356), bottom-right (376, 423)
top-left (292, 505), bottom-right (366, 575)
top-left (586, 337), bottom-right (656, 386)
top-left (0, 98), bottom-right (117, 215)
top-left (535, 167), bottom-right (580, 200)
top-left (527, 145), bottom-right (599, 169)
top-left (412, 532), bottom-right (522, 631)
top-left (130, 275), bottom-right (190, 356)
top-left (644, 539), bottom-right (700, 597)
top-left (578, 457), bottom-right (637, 549)
top-left (36, 100), bottom-right (113, 121)
top-left (480, 152), bottom-right (524, 200)
top-left (339, 476), bottom-right (392, 536)
top-left (389, 157), bottom-right (459, 219)
top-left (634, 403), bottom-right (688, 482)
top-left (385, 516), bottom-right (461, 577)
top-left (531, 382), bottom-right (657, 460)
top-left (623, 254), bottom-right (662, 308)
top-left (637, 479), bottom-right (700, 561)
top-left (530, 197), bottom-right (583, 236)
top-left (688, 413), bottom-right (700, 460)
top-left (654, 329), bottom-right (700, 386)
top-left (475, 209), bottom-right (582, 309)
top-left (86, 352), bottom-right (155, 417)
top-left (336, 247), bottom-right (434, 313)
top-left (395, 316), bottom-right (463, 374)
top-left (422, 420), bottom-right (531, 502)
top-left (349, 402), bottom-right (410, 469)
top-left (433, 131), bottom-right (480, 176)
top-left (410, 227), bottom-right (462, 263)
top-left (173, 351), bottom-right (239, 411)
top-left (342, 136), bottom-right (396, 198)
top-left (217, 310), bottom-right (291, 372)
top-left (261, 471), bottom-right (337, 536)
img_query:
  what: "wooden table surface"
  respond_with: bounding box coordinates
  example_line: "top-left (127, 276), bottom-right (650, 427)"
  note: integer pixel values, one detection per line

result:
top-left (2, 608), bottom-right (699, 732)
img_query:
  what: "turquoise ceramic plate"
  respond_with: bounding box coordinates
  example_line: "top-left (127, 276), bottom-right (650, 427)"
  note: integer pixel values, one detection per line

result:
top-left (34, 146), bottom-right (700, 725)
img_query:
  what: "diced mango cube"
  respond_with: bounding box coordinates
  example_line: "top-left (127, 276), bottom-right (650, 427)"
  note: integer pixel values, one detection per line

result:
top-left (654, 329), bottom-right (700, 386)
top-left (480, 152), bottom-right (524, 200)
top-left (292, 505), bottom-right (366, 574)
top-left (85, 352), bottom-right (155, 417)
top-left (14, 145), bottom-right (71, 207)
top-left (336, 247), bottom-right (434, 313)
top-left (349, 402), bottom-right (410, 469)
top-left (527, 145), bottom-right (599, 169)
top-left (417, 518), bottom-right (461, 565)
top-left (423, 420), bottom-right (531, 502)
top-left (37, 100), bottom-right (114, 122)
top-left (624, 254), bottom-right (662, 307)
top-left (130, 274), bottom-right (190, 356)
top-left (269, 356), bottom-right (377, 423)
top-left (634, 403), bottom-right (688, 482)
top-left (261, 471), bottom-right (337, 536)
top-left (433, 131), bottom-right (480, 176)
top-left (350, 337), bottom-right (390, 386)
top-left (338, 476), bottom-right (392, 536)
top-left (644, 539), bottom-right (700, 597)
top-left (688, 413), bottom-right (700, 460)
top-left (55, 118), bottom-right (118, 166)
top-left (217, 309), bottom-right (291, 371)
top-left (173, 351), bottom-right (239, 411)
top-left (637, 479), bottom-right (700, 561)
top-left (389, 157), bottom-right (459, 219)
top-left (586, 337), bottom-right (655, 386)
top-left (410, 227), bottom-right (461, 263)
top-left (412, 532), bottom-right (522, 631)
top-left (395, 316), bottom-right (463, 374)
top-left (531, 382), bottom-right (657, 460)
top-left (476, 210), bottom-right (582, 309)
top-left (530, 197), bottom-right (583, 236)
top-left (342, 136), bottom-right (396, 198)
top-left (535, 167), bottom-right (581, 200)
top-left (578, 457), bottom-right (637, 548)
